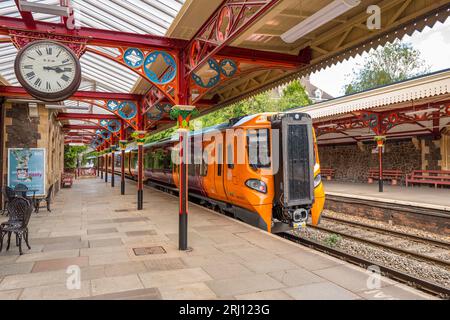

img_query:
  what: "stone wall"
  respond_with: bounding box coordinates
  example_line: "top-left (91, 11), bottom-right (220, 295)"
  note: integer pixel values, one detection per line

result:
top-left (1, 102), bottom-right (64, 202)
top-left (318, 139), bottom-right (422, 183)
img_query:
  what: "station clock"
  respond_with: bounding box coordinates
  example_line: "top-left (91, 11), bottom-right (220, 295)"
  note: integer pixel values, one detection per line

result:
top-left (14, 40), bottom-right (82, 102)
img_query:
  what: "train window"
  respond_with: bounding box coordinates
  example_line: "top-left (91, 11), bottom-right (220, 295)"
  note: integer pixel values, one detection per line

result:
top-left (163, 152), bottom-right (172, 170)
top-left (131, 153), bottom-right (138, 169)
top-left (200, 153), bottom-right (208, 176)
top-left (145, 152), bottom-right (153, 169)
top-left (217, 144), bottom-right (222, 176)
top-left (247, 129), bottom-right (271, 169)
top-left (227, 143), bottom-right (234, 169)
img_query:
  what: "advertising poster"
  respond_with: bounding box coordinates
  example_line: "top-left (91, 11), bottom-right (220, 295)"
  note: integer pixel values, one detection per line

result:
top-left (7, 148), bottom-right (46, 197)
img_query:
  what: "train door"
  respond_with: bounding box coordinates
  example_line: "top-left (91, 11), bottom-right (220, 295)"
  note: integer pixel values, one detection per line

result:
top-left (188, 137), bottom-right (202, 194)
top-left (213, 139), bottom-right (226, 201)
top-left (224, 130), bottom-right (246, 206)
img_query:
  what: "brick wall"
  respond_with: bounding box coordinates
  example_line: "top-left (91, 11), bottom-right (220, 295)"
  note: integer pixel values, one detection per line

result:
top-left (1, 102), bottom-right (64, 200)
top-left (318, 139), bottom-right (422, 183)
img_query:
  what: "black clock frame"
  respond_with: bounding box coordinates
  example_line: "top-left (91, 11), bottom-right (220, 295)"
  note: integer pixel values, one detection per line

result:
top-left (14, 40), bottom-right (82, 102)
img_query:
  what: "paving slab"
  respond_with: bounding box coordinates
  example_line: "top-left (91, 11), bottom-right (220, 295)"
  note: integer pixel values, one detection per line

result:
top-left (0, 179), bottom-right (435, 300)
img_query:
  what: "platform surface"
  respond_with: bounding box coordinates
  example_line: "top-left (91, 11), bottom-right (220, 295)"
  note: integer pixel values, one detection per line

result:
top-left (324, 181), bottom-right (450, 211)
top-left (0, 178), bottom-right (435, 300)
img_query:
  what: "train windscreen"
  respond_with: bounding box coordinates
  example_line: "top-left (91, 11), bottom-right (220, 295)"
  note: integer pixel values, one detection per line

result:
top-left (282, 114), bottom-right (314, 207)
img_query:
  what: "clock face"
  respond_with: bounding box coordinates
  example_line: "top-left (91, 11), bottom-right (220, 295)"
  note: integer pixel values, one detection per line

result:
top-left (14, 40), bottom-right (81, 102)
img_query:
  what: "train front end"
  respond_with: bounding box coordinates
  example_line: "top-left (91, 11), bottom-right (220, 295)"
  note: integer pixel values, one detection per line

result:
top-left (270, 112), bottom-right (324, 232)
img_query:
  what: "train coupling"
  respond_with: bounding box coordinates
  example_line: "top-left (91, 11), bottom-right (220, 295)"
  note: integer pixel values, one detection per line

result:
top-left (290, 208), bottom-right (308, 229)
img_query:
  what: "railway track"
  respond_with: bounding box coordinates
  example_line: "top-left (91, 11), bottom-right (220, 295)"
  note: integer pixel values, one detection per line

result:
top-left (322, 215), bottom-right (450, 248)
top-left (138, 178), bottom-right (450, 298)
top-left (280, 232), bottom-right (450, 299)
top-left (312, 216), bottom-right (450, 268)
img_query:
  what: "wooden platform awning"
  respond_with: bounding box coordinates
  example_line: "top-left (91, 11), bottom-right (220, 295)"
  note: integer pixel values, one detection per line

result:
top-left (0, 0), bottom-right (449, 147)
top-left (296, 69), bottom-right (450, 145)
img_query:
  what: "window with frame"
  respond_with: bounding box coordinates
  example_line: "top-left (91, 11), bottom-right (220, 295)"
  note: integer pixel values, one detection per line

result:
top-left (247, 129), bottom-right (271, 169)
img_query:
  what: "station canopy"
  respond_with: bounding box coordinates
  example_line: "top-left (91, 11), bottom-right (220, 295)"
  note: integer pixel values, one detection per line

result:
top-left (0, 0), bottom-right (448, 146)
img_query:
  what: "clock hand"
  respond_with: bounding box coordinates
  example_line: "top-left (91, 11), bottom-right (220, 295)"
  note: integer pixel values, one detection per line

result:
top-left (43, 66), bottom-right (66, 73)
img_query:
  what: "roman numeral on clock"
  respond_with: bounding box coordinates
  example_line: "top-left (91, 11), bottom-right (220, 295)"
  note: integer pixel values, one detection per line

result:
top-left (46, 82), bottom-right (51, 90)
top-left (34, 78), bottom-right (42, 87)
top-left (46, 47), bottom-right (52, 55)
top-left (61, 74), bottom-right (70, 82)
top-left (23, 65), bottom-right (33, 69)
top-left (36, 49), bottom-right (43, 56)
top-left (26, 71), bottom-right (35, 80)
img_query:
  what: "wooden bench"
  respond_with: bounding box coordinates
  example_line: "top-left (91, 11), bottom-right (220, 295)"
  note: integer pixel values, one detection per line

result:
top-left (367, 168), bottom-right (403, 185)
top-left (320, 168), bottom-right (336, 180)
top-left (61, 173), bottom-right (74, 188)
top-left (406, 170), bottom-right (450, 188)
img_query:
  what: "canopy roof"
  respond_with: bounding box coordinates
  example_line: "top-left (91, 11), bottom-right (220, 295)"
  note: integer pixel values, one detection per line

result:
top-left (0, 0), bottom-right (448, 147)
top-left (297, 69), bottom-right (450, 145)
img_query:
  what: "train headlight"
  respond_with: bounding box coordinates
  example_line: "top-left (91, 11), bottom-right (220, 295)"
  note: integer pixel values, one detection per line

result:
top-left (245, 179), bottom-right (267, 193)
top-left (314, 174), bottom-right (322, 188)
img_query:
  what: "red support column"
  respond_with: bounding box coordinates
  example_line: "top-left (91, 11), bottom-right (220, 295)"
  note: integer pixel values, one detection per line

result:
top-left (375, 136), bottom-right (386, 193)
top-left (104, 145), bottom-right (108, 183)
top-left (174, 49), bottom-right (197, 251)
top-left (178, 126), bottom-right (189, 250)
top-left (171, 104), bottom-right (197, 251)
top-left (119, 122), bottom-right (126, 195)
top-left (111, 140), bottom-right (115, 188)
top-left (100, 150), bottom-right (104, 179)
top-left (136, 112), bottom-right (146, 210)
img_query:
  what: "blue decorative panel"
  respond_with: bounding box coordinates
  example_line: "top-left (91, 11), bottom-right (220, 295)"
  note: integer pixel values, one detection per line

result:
top-left (118, 101), bottom-right (137, 119)
top-left (107, 119), bottom-right (121, 132)
top-left (144, 51), bottom-right (177, 85)
top-left (107, 100), bottom-right (120, 112)
top-left (220, 59), bottom-right (237, 77)
top-left (101, 131), bottom-right (111, 140)
top-left (192, 59), bottom-right (220, 88)
top-left (123, 48), bottom-right (144, 68)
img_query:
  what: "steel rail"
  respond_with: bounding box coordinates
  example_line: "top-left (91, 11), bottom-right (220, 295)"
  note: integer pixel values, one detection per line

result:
top-left (307, 223), bottom-right (450, 268)
top-left (322, 215), bottom-right (450, 249)
top-left (280, 232), bottom-right (450, 299)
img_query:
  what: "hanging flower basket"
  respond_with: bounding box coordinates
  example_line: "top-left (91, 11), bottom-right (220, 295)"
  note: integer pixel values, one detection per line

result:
top-left (374, 135), bottom-right (386, 147)
top-left (119, 140), bottom-right (128, 150)
top-left (170, 105), bottom-right (198, 129)
top-left (132, 130), bottom-right (147, 145)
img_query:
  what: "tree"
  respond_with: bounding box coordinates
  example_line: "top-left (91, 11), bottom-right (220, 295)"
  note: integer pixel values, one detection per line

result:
top-left (145, 79), bottom-right (311, 141)
top-left (279, 80), bottom-right (311, 110)
top-left (344, 40), bottom-right (429, 94)
top-left (64, 145), bottom-right (87, 169)
top-left (197, 80), bottom-right (311, 128)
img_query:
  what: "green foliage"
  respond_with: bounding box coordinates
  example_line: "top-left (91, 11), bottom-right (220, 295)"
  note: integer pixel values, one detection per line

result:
top-left (145, 79), bottom-right (311, 142)
top-left (279, 80), bottom-right (311, 110)
top-left (64, 145), bottom-right (87, 169)
top-left (324, 234), bottom-right (341, 248)
top-left (198, 80), bottom-right (311, 128)
top-left (344, 40), bottom-right (429, 94)
top-left (145, 127), bottom-right (176, 144)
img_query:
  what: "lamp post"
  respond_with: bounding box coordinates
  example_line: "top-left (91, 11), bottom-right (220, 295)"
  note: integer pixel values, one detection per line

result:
top-left (134, 130), bottom-right (146, 210)
top-left (375, 136), bottom-right (386, 193)
top-left (170, 105), bottom-right (197, 251)
top-left (119, 139), bottom-right (127, 195)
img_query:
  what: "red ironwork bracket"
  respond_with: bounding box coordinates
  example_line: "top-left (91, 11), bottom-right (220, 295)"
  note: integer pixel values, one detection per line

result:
top-left (56, 113), bottom-right (119, 120)
top-left (0, 86), bottom-right (141, 100)
top-left (86, 46), bottom-right (179, 105)
top-left (9, 29), bottom-right (87, 57)
top-left (0, 16), bottom-right (188, 49)
top-left (185, 0), bottom-right (281, 77)
top-left (57, 98), bottom-right (140, 131)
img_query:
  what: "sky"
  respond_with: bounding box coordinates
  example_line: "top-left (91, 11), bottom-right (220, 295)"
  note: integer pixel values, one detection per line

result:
top-left (309, 17), bottom-right (450, 98)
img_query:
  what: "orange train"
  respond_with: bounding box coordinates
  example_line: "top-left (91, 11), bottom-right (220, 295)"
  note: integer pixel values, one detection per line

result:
top-left (110, 112), bottom-right (325, 233)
